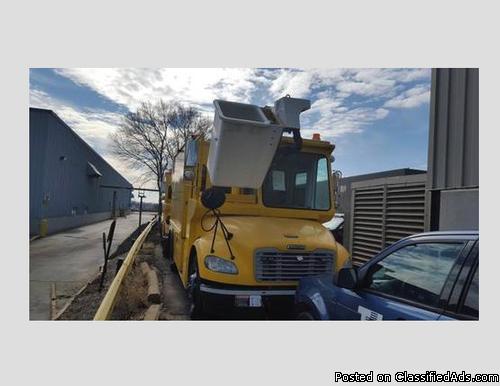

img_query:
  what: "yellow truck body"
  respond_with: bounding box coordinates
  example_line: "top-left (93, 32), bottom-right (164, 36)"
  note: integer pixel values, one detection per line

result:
top-left (163, 136), bottom-right (350, 311)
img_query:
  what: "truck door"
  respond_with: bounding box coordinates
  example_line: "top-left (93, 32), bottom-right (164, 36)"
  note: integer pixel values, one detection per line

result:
top-left (333, 241), bottom-right (468, 320)
top-left (170, 150), bottom-right (188, 269)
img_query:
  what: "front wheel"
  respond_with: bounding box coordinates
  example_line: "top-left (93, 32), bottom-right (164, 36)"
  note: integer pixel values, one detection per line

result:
top-left (166, 231), bottom-right (177, 272)
top-left (187, 256), bottom-right (204, 319)
top-left (296, 311), bottom-right (316, 320)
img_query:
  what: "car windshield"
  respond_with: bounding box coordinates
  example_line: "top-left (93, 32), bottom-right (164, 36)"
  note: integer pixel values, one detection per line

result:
top-left (262, 149), bottom-right (330, 210)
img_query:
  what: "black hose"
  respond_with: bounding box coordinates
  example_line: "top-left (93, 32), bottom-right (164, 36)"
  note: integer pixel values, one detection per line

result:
top-left (201, 209), bottom-right (235, 259)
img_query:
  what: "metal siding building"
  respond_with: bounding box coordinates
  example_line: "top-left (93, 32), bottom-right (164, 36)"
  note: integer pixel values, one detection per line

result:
top-left (426, 68), bottom-right (479, 231)
top-left (30, 108), bottom-right (132, 235)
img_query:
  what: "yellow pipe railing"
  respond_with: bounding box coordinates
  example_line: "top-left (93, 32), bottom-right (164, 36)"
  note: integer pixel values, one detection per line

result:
top-left (94, 217), bottom-right (158, 320)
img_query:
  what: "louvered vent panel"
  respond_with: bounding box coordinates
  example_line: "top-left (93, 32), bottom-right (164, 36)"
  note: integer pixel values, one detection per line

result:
top-left (351, 183), bottom-right (425, 266)
top-left (385, 183), bottom-right (425, 247)
top-left (351, 187), bottom-right (384, 265)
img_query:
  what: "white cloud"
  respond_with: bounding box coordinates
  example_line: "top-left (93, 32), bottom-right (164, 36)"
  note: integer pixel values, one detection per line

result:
top-left (390, 68), bottom-right (431, 83)
top-left (55, 68), bottom-right (264, 111)
top-left (54, 67), bottom-right (430, 112)
top-left (268, 69), bottom-right (315, 98)
top-left (40, 67), bottom-right (431, 148)
top-left (303, 95), bottom-right (390, 137)
top-left (384, 84), bottom-right (431, 109)
top-left (262, 68), bottom-right (430, 138)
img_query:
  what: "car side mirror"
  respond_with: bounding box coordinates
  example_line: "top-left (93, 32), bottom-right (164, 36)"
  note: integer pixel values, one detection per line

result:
top-left (336, 267), bottom-right (358, 289)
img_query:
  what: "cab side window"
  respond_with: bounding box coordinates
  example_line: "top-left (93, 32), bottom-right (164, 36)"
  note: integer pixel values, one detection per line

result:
top-left (461, 267), bottom-right (478, 319)
top-left (314, 157), bottom-right (330, 210)
top-left (365, 243), bottom-right (465, 308)
top-left (185, 140), bottom-right (198, 167)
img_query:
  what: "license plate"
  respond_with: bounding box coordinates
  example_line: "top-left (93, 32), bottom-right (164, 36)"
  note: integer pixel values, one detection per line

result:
top-left (249, 295), bottom-right (262, 307)
top-left (235, 295), bottom-right (262, 307)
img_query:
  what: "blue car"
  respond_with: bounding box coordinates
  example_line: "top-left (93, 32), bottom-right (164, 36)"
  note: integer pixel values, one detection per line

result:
top-left (295, 231), bottom-right (479, 320)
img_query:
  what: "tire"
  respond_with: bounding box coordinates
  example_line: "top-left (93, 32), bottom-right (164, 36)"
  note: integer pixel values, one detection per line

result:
top-left (166, 231), bottom-right (174, 260)
top-left (167, 231), bottom-right (177, 273)
top-left (187, 254), bottom-right (204, 319)
top-left (296, 311), bottom-right (316, 320)
top-left (162, 232), bottom-right (169, 259)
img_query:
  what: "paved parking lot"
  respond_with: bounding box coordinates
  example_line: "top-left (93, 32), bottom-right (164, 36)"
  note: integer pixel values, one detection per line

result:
top-left (29, 212), bottom-right (156, 320)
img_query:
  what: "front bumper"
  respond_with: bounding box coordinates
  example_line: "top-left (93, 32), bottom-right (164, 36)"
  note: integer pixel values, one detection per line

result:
top-left (200, 284), bottom-right (295, 296)
top-left (199, 281), bottom-right (296, 313)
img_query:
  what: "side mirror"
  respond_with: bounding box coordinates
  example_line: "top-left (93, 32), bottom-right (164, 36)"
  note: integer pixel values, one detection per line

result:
top-left (336, 267), bottom-right (358, 289)
top-left (331, 227), bottom-right (344, 244)
top-left (201, 186), bottom-right (226, 210)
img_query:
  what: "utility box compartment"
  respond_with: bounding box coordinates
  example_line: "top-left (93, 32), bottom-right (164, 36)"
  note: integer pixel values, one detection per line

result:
top-left (208, 100), bottom-right (283, 189)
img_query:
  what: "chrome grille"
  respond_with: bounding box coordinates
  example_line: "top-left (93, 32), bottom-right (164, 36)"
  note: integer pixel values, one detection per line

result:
top-left (254, 249), bottom-right (335, 281)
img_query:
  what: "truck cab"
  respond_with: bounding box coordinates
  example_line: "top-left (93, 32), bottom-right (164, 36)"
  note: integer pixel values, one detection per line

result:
top-left (163, 134), bottom-right (351, 316)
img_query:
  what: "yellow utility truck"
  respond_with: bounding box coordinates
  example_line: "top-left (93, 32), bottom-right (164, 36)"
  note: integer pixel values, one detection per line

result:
top-left (162, 97), bottom-right (351, 316)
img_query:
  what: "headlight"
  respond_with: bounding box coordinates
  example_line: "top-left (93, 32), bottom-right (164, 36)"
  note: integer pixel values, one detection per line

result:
top-left (204, 255), bottom-right (238, 274)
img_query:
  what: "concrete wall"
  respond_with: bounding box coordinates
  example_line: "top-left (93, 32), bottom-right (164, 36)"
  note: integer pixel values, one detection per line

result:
top-left (30, 108), bottom-right (133, 235)
top-left (426, 68), bottom-right (479, 231)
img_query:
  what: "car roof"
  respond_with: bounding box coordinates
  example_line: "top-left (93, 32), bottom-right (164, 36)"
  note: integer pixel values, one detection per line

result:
top-left (399, 230), bottom-right (479, 242)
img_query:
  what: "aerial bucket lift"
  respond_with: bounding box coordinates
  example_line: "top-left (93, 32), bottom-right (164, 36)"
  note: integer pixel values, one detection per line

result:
top-left (207, 96), bottom-right (311, 189)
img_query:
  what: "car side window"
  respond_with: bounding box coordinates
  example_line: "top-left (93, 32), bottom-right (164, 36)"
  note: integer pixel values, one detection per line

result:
top-left (461, 267), bottom-right (478, 318)
top-left (365, 242), bottom-right (465, 308)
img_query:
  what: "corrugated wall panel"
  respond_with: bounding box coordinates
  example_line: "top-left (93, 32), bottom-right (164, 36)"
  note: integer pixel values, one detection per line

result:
top-left (43, 111), bottom-right (132, 217)
top-left (425, 68), bottom-right (479, 232)
top-left (446, 69), bottom-right (467, 187)
top-left (428, 68), bottom-right (479, 190)
top-left (29, 110), bottom-right (49, 234)
top-left (463, 69), bottom-right (479, 187)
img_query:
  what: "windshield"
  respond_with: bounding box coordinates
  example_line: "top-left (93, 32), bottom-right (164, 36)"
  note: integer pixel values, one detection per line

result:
top-left (262, 149), bottom-right (331, 210)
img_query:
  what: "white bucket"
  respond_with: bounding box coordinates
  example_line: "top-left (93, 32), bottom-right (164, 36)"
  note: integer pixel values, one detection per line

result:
top-left (207, 100), bottom-right (283, 189)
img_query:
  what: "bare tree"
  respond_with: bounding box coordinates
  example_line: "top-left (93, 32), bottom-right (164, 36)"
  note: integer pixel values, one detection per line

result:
top-left (111, 100), bottom-right (211, 232)
top-left (165, 103), bottom-right (211, 159)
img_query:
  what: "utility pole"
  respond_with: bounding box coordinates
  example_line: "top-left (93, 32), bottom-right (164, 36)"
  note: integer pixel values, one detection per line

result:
top-left (138, 190), bottom-right (146, 226)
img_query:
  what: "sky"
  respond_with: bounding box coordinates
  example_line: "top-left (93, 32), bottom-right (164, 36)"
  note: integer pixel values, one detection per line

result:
top-left (29, 68), bottom-right (431, 203)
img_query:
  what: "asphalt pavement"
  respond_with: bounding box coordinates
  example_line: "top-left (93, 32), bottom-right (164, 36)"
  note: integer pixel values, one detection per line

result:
top-left (29, 211), bottom-right (156, 320)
